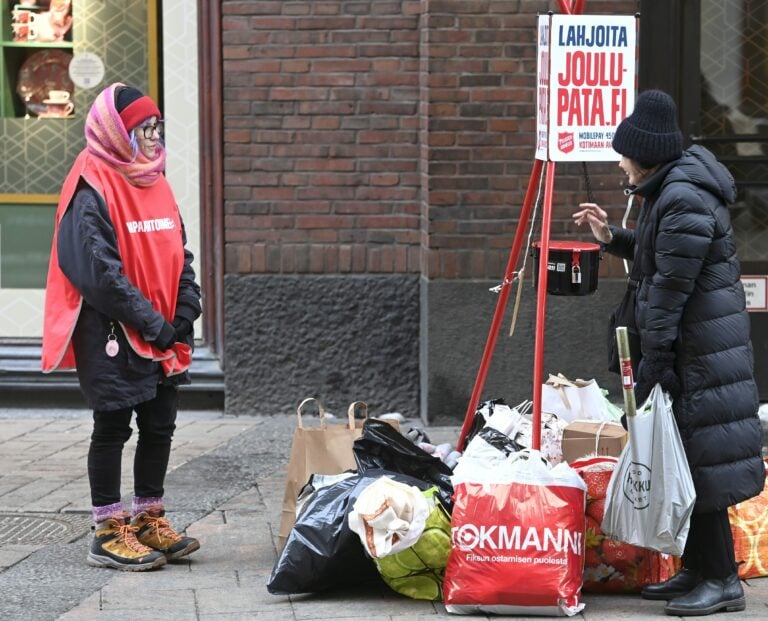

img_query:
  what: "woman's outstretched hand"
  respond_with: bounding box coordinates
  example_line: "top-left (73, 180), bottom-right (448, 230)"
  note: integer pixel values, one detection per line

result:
top-left (572, 202), bottom-right (612, 244)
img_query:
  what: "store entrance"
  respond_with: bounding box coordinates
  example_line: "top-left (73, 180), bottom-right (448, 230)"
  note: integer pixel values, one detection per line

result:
top-left (639, 0), bottom-right (768, 398)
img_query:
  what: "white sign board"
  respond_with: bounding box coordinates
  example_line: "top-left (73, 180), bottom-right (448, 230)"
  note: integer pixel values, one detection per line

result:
top-left (536, 14), bottom-right (637, 162)
top-left (69, 52), bottom-right (106, 89)
top-left (742, 276), bottom-right (768, 312)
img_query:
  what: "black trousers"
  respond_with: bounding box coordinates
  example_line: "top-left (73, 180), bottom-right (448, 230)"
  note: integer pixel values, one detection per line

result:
top-left (87, 385), bottom-right (178, 507)
top-left (682, 509), bottom-right (737, 580)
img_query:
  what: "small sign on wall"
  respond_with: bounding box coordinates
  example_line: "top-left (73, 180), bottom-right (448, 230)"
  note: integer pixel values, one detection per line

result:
top-left (535, 14), bottom-right (637, 162)
top-left (742, 276), bottom-right (768, 312)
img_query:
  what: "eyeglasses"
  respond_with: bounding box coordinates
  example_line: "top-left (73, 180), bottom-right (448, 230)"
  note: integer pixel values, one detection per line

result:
top-left (138, 121), bottom-right (164, 139)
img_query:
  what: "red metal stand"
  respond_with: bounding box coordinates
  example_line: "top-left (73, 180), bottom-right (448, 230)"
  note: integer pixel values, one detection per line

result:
top-left (457, 0), bottom-right (587, 452)
top-left (457, 161), bottom-right (557, 451)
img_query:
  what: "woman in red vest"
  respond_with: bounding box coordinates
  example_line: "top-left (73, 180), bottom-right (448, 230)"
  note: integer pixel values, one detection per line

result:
top-left (42, 83), bottom-right (201, 571)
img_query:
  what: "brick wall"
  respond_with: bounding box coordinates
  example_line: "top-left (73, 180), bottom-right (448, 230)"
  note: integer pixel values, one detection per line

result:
top-left (221, 0), bottom-right (423, 276)
top-left (221, 0), bottom-right (640, 281)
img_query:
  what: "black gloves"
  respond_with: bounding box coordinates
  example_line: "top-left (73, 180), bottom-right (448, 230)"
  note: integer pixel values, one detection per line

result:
top-left (152, 316), bottom-right (194, 351)
top-left (172, 316), bottom-right (193, 339)
top-left (152, 320), bottom-right (177, 351)
top-left (634, 350), bottom-right (681, 405)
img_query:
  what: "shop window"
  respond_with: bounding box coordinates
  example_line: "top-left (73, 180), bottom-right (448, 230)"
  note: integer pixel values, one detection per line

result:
top-left (0, 0), bottom-right (74, 118)
top-left (698, 0), bottom-right (768, 263)
top-left (0, 203), bottom-right (54, 288)
top-left (0, 0), bottom-right (159, 339)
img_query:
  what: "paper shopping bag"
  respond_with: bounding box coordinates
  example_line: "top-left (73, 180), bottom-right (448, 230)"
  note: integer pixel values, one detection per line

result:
top-left (601, 384), bottom-right (695, 556)
top-left (542, 373), bottom-right (615, 423)
top-left (278, 398), bottom-right (361, 551)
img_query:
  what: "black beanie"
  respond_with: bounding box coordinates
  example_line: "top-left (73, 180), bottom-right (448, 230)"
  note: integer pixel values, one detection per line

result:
top-left (612, 90), bottom-right (683, 166)
top-left (115, 86), bottom-right (143, 113)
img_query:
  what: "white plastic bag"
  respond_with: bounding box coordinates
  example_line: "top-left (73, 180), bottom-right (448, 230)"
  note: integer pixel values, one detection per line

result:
top-left (466, 398), bottom-right (568, 465)
top-left (542, 373), bottom-right (617, 423)
top-left (601, 384), bottom-right (695, 556)
top-left (348, 477), bottom-right (429, 558)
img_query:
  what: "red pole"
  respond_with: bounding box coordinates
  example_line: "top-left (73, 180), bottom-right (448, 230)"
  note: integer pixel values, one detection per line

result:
top-left (458, 0), bottom-right (587, 450)
top-left (531, 161), bottom-right (557, 450)
top-left (457, 158), bottom-right (544, 450)
top-left (557, 0), bottom-right (587, 15)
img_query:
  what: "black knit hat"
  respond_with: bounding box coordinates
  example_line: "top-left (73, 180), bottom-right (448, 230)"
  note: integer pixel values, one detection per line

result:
top-left (612, 90), bottom-right (683, 166)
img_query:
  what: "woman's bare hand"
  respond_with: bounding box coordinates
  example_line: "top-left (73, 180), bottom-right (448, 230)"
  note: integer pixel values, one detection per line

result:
top-left (572, 202), bottom-right (612, 243)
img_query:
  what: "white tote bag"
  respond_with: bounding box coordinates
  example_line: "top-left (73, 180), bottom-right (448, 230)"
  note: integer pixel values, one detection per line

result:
top-left (601, 384), bottom-right (695, 556)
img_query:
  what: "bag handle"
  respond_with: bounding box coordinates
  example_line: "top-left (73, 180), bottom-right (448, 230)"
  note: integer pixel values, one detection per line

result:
top-left (347, 401), bottom-right (367, 430)
top-left (296, 397), bottom-right (326, 429)
top-left (546, 373), bottom-right (576, 410)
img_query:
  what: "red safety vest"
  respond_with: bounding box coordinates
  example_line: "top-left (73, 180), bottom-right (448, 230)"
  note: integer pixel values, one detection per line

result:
top-left (41, 150), bottom-right (191, 376)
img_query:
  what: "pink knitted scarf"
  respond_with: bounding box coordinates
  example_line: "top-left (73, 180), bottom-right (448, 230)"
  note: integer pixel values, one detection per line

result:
top-left (84, 82), bottom-right (166, 187)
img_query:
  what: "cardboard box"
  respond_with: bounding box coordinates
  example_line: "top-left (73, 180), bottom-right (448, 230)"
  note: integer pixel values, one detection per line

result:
top-left (561, 420), bottom-right (627, 463)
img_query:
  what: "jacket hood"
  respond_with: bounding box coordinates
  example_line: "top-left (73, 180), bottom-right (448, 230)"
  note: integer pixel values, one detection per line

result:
top-left (662, 145), bottom-right (737, 205)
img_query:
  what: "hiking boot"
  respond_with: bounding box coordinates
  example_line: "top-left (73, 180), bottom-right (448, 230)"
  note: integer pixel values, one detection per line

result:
top-left (87, 513), bottom-right (167, 571)
top-left (132, 508), bottom-right (200, 560)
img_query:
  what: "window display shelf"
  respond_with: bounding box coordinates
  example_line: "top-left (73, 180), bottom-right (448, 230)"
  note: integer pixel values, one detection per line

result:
top-left (0, 0), bottom-right (74, 118)
top-left (2, 40), bottom-right (73, 48)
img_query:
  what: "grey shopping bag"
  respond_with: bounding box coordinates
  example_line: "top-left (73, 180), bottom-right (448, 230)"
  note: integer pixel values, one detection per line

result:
top-left (601, 384), bottom-right (695, 556)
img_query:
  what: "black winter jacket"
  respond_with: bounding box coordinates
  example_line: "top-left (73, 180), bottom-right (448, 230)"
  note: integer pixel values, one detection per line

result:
top-left (57, 181), bottom-right (202, 411)
top-left (605, 145), bottom-right (764, 513)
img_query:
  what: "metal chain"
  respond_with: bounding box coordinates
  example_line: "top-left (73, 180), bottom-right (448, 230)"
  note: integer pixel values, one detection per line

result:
top-left (581, 161), bottom-right (596, 204)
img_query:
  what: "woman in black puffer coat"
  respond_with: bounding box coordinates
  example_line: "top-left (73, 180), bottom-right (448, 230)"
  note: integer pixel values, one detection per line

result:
top-left (574, 90), bottom-right (764, 617)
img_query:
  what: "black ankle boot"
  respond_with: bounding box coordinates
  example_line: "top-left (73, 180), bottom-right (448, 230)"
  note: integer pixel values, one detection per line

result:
top-left (664, 572), bottom-right (745, 616)
top-left (641, 568), bottom-right (702, 600)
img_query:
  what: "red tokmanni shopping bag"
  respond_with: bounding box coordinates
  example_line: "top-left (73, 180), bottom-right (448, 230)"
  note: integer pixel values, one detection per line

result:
top-left (443, 449), bottom-right (587, 616)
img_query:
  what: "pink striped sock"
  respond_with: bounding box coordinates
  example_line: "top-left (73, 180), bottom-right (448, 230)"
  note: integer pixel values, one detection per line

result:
top-left (92, 502), bottom-right (124, 523)
top-left (132, 496), bottom-right (164, 517)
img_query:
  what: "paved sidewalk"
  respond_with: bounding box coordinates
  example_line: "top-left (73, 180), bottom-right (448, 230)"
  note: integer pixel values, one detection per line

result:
top-left (1, 407), bottom-right (767, 620)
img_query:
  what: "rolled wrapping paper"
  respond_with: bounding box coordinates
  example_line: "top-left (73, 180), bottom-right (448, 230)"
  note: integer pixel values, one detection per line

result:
top-left (615, 326), bottom-right (636, 418)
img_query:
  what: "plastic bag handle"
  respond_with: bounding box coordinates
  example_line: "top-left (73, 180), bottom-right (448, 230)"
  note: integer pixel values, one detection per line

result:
top-left (296, 397), bottom-right (326, 429)
top-left (347, 401), bottom-right (367, 429)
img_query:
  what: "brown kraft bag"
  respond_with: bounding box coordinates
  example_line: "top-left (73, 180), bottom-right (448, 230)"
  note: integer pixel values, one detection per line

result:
top-left (277, 398), bottom-right (361, 551)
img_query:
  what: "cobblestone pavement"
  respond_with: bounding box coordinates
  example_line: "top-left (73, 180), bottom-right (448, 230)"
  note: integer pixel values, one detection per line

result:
top-left (1, 407), bottom-right (766, 620)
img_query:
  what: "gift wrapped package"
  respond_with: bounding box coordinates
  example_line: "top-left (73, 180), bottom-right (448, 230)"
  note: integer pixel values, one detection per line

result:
top-left (572, 456), bottom-right (680, 593)
top-left (729, 460), bottom-right (768, 579)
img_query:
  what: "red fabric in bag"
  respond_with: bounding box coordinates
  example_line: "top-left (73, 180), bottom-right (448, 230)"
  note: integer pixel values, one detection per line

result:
top-left (444, 479), bottom-right (585, 614)
top-left (572, 456), bottom-right (680, 593)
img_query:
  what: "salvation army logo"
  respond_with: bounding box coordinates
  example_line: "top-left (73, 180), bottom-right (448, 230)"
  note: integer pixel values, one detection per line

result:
top-left (623, 461), bottom-right (651, 509)
top-left (558, 132), bottom-right (575, 153)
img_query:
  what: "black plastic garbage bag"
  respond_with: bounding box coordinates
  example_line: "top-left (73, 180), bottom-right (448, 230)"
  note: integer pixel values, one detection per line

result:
top-left (267, 468), bottom-right (432, 595)
top-left (353, 419), bottom-right (454, 510)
